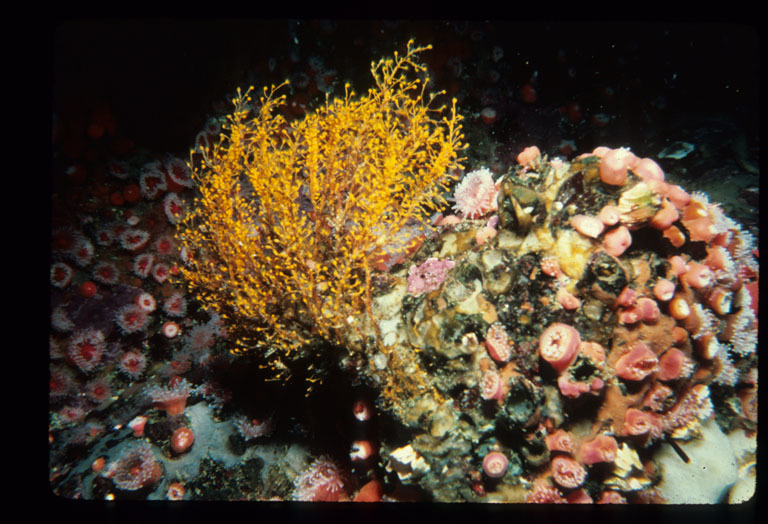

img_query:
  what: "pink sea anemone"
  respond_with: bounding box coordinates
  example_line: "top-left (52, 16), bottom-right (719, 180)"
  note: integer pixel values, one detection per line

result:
top-left (57, 402), bottom-right (89, 425)
top-left (635, 297), bottom-right (661, 322)
top-left (119, 350), bottom-right (147, 379)
top-left (680, 261), bottom-right (715, 289)
top-left (49, 365), bottom-right (76, 398)
top-left (139, 162), bottom-right (167, 200)
top-left (556, 287), bottom-right (582, 310)
top-left (650, 198), bottom-right (679, 230)
top-left (452, 168), bottom-right (499, 219)
top-left (603, 226), bottom-right (632, 257)
top-left (525, 484), bottom-right (566, 503)
top-left (115, 304), bottom-right (149, 334)
top-left (135, 292), bottom-right (157, 312)
top-left (682, 220), bottom-right (718, 245)
top-left (557, 374), bottom-right (592, 398)
top-left (615, 342), bottom-right (659, 381)
top-left (349, 440), bottom-right (376, 462)
top-left (92, 261), bottom-right (120, 285)
top-left (545, 429), bottom-right (575, 454)
top-left (475, 225), bottom-right (497, 245)
top-left (184, 324), bottom-right (216, 353)
top-left (67, 328), bottom-right (106, 373)
top-left (599, 148), bottom-right (634, 185)
top-left (540, 257), bottom-right (563, 278)
top-left (482, 451), bottom-right (508, 478)
top-left (480, 368), bottom-right (505, 401)
top-left (154, 235), bottom-right (175, 256)
top-left (71, 236), bottom-right (95, 267)
top-left (485, 322), bottom-right (512, 362)
top-left (633, 157), bottom-right (664, 182)
top-left (516, 146), bottom-right (541, 167)
top-left (653, 279), bottom-right (676, 302)
top-left (664, 184), bottom-right (692, 209)
top-left (234, 415), bottom-right (274, 440)
top-left (615, 286), bottom-right (637, 308)
top-left (570, 214), bottom-right (604, 238)
top-left (109, 442), bottom-right (164, 491)
top-left (667, 255), bottom-right (690, 277)
top-left (643, 383), bottom-right (675, 412)
top-left (164, 156), bottom-right (193, 190)
top-left (50, 262), bottom-right (74, 288)
top-left (171, 427), bottom-right (195, 454)
top-left (577, 434), bottom-right (618, 465)
top-left (352, 399), bottom-right (373, 422)
top-left (133, 253), bottom-right (155, 278)
top-left (539, 323), bottom-right (581, 373)
top-left (152, 262), bottom-right (170, 284)
top-left (120, 229), bottom-right (150, 252)
top-left (162, 321), bottom-right (181, 338)
top-left (145, 377), bottom-right (191, 416)
top-left (621, 408), bottom-right (662, 440)
top-left (480, 107), bottom-right (497, 125)
top-left (163, 193), bottom-right (185, 225)
top-left (706, 287), bottom-right (733, 316)
top-left (293, 456), bottom-right (348, 501)
top-left (663, 225), bottom-right (687, 248)
top-left (85, 376), bottom-right (112, 403)
top-left (163, 292), bottom-right (188, 317)
top-left (598, 205), bottom-right (621, 226)
top-left (551, 455), bottom-right (587, 489)
top-left (166, 483), bottom-right (186, 501)
top-left (657, 348), bottom-right (690, 381)
top-left (128, 415), bottom-right (148, 437)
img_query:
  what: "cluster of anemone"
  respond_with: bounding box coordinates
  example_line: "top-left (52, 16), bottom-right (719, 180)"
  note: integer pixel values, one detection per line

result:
top-left (379, 141), bottom-right (757, 502)
top-left (49, 108), bottom-right (224, 500)
top-left (517, 147), bottom-right (757, 498)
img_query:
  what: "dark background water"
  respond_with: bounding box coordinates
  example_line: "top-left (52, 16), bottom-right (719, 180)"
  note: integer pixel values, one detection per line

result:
top-left (54, 20), bottom-right (758, 157)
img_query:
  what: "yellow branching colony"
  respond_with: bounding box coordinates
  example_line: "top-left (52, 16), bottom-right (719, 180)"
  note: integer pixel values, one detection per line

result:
top-left (176, 41), bottom-right (465, 371)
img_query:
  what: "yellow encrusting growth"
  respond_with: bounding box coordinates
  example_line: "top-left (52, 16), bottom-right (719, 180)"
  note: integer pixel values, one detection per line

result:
top-left (176, 41), bottom-right (465, 378)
